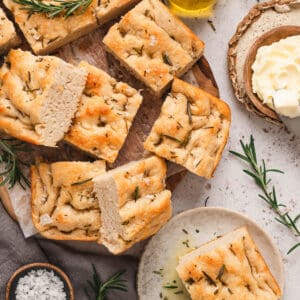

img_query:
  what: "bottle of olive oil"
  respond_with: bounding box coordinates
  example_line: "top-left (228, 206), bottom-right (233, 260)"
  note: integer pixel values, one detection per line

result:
top-left (168, 0), bottom-right (216, 17)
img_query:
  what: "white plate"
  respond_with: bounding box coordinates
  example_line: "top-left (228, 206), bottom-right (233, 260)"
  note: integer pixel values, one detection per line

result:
top-left (137, 207), bottom-right (285, 300)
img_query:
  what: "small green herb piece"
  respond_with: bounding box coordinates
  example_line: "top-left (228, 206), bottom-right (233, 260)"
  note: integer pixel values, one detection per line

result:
top-left (174, 290), bottom-right (184, 294)
top-left (216, 264), bottom-right (225, 281)
top-left (163, 285), bottom-right (178, 289)
top-left (161, 134), bottom-right (183, 144)
top-left (203, 271), bottom-right (217, 287)
top-left (84, 264), bottom-right (127, 300)
top-left (153, 269), bottom-right (164, 277)
top-left (0, 138), bottom-right (30, 189)
top-left (182, 239), bottom-right (190, 248)
top-left (207, 19), bottom-right (216, 32)
top-left (132, 45), bottom-right (144, 56)
top-left (132, 186), bottom-right (140, 200)
top-left (186, 101), bottom-right (192, 124)
top-left (13, 0), bottom-right (93, 18)
top-left (162, 52), bottom-right (173, 66)
top-left (71, 177), bottom-right (92, 186)
top-left (182, 229), bottom-right (188, 234)
top-left (230, 135), bottom-right (300, 254)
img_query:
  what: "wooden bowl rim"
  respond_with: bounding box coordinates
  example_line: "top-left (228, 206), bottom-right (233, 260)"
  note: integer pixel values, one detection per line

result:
top-left (243, 25), bottom-right (300, 121)
top-left (5, 262), bottom-right (74, 300)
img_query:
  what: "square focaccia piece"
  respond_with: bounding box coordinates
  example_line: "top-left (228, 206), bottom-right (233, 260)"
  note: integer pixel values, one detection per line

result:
top-left (64, 61), bottom-right (143, 163)
top-left (31, 161), bottom-right (106, 241)
top-left (103, 0), bottom-right (204, 97)
top-left (0, 8), bottom-right (21, 55)
top-left (144, 78), bottom-right (231, 178)
top-left (176, 227), bottom-right (282, 300)
top-left (93, 156), bottom-right (172, 254)
top-left (3, 0), bottom-right (140, 54)
top-left (0, 49), bottom-right (87, 147)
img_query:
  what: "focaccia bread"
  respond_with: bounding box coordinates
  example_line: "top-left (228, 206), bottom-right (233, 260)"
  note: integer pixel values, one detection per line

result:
top-left (103, 0), bottom-right (204, 96)
top-left (0, 8), bottom-right (20, 55)
top-left (31, 161), bottom-right (106, 241)
top-left (144, 78), bottom-right (231, 178)
top-left (93, 156), bottom-right (172, 254)
top-left (3, 0), bottom-right (140, 54)
top-left (0, 49), bottom-right (87, 147)
top-left (65, 61), bottom-right (143, 163)
top-left (176, 227), bottom-right (282, 300)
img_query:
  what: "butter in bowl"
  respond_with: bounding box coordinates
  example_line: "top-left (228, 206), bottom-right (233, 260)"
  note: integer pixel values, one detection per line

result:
top-left (243, 26), bottom-right (300, 136)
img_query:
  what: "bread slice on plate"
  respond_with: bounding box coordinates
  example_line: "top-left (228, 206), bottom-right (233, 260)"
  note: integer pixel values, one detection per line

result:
top-left (64, 61), bottom-right (143, 163)
top-left (31, 160), bottom-right (106, 241)
top-left (176, 227), bottom-right (282, 300)
top-left (93, 156), bottom-right (172, 254)
top-left (3, 0), bottom-right (140, 54)
top-left (103, 0), bottom-right (204, 97)
top-left (0, 49), bottom-right (87, 147)
top-left (144, 78), bottom-right (231, 178)
top-left (0, 8), bottom-right (21, 55)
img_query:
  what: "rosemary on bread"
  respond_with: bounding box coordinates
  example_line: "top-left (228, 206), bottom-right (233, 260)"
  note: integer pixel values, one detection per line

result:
top-left (12, 0), bottom-right (93, 18)
top-left (0, 138), bottom-right (30, 189)
top-left (230, 135), bottom-right (300, 254)
top-left (84, 264), bottom-right (127, 300)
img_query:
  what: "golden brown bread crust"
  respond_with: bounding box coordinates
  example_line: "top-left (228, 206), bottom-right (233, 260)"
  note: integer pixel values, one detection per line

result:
top-left (144, 78), bottom-right (231, 178)
top-left (0, 8), bottom-right (20, 55)
top-left (64, 61), bottom-right (143, 163)
top-left (31, 161), bottom-right (106, 241)
top-left (3, 0), bottom-right (140, 54)
top-left (103, 0), bottom-right (204, 96)
top-left (176, 227), bottom-right (282, 300)
top-left (94, 156), bottom-right (172, 254)
top-left (0, 49), bottom-right (86, 146)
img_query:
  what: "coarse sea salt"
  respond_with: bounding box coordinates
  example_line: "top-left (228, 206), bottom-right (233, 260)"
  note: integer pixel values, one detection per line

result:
top-left (15, 269), bottom-right (67, 300)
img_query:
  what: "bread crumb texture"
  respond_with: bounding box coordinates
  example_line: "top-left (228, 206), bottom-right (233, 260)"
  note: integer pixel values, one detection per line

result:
top-left (31, 161), bottom-right (106, 241)
top-left (103, 0), bottom-right (204, 96)
top-left (0, 49), bottom-right (87, 146)
top-left (3, 0), bottom-right (140, 54)
top-left (144, 78), bottom-right (231, 178)
top-left (93, 156), bottom-right (172, 254)
top-left (65, 61), bottom-right (143, 163)
top-left (176, 227), bottom-right (282, 300)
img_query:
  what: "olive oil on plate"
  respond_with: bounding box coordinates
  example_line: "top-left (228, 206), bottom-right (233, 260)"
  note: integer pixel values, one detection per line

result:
top-left (168, 0), bottom-right (216, 17)
top-left (161, 235), bottom-right (196, 299)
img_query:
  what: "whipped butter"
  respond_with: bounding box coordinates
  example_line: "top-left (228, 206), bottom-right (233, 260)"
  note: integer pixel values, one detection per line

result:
top-left (252, 35), bottom-right (300, 118)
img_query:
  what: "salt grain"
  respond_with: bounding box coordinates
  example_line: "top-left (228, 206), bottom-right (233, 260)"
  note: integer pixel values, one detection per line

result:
top-left (15, 269), bottom-right (67, 300)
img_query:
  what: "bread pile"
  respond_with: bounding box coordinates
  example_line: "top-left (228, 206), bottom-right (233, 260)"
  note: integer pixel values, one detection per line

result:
top-left (0, 0), bottom-right (231, 254)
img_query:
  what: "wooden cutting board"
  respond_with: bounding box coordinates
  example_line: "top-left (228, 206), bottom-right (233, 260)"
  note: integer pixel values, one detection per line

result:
top-left (0, 26), bottom-right (219, 222)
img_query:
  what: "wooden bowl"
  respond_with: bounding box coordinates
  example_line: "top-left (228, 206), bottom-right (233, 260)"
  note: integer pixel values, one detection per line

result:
top-left (243, 26), bottom-right (300, 121)
top-left (6, 262), bottom-right (74, 300)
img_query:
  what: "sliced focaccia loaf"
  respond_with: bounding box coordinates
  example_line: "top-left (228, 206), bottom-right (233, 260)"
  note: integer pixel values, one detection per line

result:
top-left (103, 0), bottom-right (204, 97)
top-left (0, 8), bottom-right (21, 55)
top-left (64, 61), bottom-right (143, 163)
top-left (176, 227), bottom-right (282, 300)
top-left (93, 156), bottom-right (172, 254)
top-left (144, 78), bottom-right (231, 178)
top-left (0, 49), bottom-right (87, 147)
top-left (31, 161), bottom-right (106, 241)
top-left (3, 0), bottom-right (140, 54)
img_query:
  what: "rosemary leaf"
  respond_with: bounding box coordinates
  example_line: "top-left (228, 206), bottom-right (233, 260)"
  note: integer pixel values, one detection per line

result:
top-left (84, 264), bottom-right (127, 300)
top-left (132, 186), bottom-right (140, 201)
top-left (71, 177), bottom-right (92, 186)
top-left (230, 135), bottom-right (300, 254)
top-left (13, 0), bottom-right (93, 19)
top-left (162, 52), bottom-right (173, 66)
top-left (0, 139), bottom-right (30, 189)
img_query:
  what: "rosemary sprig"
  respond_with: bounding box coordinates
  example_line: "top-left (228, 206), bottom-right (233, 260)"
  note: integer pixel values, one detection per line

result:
top-left (0, 138), bottom-right (30, 189)
top-left (230, 135), bottom-right (300, 254)
top-left (84, 264), bottom-right (128, 300)
top-left (12, 0), bottom-right (93, 18)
